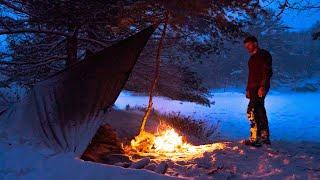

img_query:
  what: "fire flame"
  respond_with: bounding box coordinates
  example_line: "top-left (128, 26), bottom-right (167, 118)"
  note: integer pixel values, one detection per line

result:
top-left (126, 127), bottom-right (225, 161)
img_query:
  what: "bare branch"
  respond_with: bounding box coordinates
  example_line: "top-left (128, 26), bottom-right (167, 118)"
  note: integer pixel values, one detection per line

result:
top-left (46, 38), bottom-right (67, 55)
top-left (77, 37), bottom-right (112, 47)
top-left (0, 55), bottom-right (67, 66)
top-left (276, 0), bottom-right (289, 18)
top-left (0, 29), bottom-right (71, 37)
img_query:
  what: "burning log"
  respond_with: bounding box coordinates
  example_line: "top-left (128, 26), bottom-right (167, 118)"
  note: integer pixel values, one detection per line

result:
top-left (130, 131), bottom-right (155, 152)
top-left (129, 158), bottom-right (151, 169)
top-left (154, 162), bottom-right (168, 174)
top-left (102, 154), bottom-right (131, 165)
top-left (125, 125), bottom-right (226, 161)
top-left (144, 163), bottom-right (157, 171)
top-left (114, 162), bottom-right (131, 168)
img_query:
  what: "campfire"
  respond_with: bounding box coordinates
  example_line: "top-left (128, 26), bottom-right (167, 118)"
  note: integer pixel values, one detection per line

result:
top-left (125, 123), bottom-right (225, 161)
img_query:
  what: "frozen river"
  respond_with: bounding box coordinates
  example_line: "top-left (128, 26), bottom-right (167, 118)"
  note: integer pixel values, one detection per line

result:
top-left (115, 91), bottom-right (320, 142)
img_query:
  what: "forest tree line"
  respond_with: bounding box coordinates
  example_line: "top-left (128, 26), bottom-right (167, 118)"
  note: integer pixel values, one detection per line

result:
top-left (0, 0), bottom-right (319, 106)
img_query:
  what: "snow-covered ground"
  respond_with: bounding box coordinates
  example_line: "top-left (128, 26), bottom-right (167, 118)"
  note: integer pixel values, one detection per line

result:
top-left (2, 136), bottom-right (319, 179)
top-left (1, 90), bottom-right (319, 179)
top-left (146, 141), bottom-right (320, 179)
top-left (0, 139), bottom-right (174, 180)
top-left (115, 91), bottom-right (320, 142)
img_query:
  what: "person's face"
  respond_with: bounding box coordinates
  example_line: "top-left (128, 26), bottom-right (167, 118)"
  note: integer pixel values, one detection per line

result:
top-left (244, 41), bottom-right (258, 54)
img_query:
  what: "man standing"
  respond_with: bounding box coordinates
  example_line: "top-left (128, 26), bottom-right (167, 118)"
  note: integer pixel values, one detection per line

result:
top-left (243, 36), bottom-right (273, 147)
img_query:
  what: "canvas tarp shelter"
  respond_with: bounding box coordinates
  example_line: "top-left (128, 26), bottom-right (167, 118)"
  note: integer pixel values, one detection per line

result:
top-left (0, 25), bottom-right (156, 155)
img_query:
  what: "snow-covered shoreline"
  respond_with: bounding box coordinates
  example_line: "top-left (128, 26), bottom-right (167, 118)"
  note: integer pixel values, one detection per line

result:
top-left (115, 91), bottom-right (320, 142)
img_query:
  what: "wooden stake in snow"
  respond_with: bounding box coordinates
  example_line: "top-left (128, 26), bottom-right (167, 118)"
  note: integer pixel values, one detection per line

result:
top-left (138, 14), bottom-right (169, 134)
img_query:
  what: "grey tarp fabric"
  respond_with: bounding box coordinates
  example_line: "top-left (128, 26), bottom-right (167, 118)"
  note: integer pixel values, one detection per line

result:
top-left (0, 26), bottom-right (156, 155)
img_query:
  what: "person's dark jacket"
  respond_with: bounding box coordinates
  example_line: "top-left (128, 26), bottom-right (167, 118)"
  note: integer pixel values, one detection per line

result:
top-left (246, 48), bottom-right (273, 91)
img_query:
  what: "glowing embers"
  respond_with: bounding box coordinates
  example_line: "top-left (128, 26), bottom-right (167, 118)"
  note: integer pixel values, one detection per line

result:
top-left (126, 124), bottom-right (225, 161)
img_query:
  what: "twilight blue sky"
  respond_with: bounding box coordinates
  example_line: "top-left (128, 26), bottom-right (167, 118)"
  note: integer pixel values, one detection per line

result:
top-left (279, 8), bottom-right (320, 31)
top-left (262, 0), bottom-right (320, 31)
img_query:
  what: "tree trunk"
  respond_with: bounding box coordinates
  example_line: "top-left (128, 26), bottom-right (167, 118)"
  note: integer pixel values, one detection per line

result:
top-left (66, 33), bottom-right (78, 67)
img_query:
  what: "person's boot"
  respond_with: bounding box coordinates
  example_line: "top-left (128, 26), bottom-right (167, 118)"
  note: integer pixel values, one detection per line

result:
top-left (260, 138), bottom-right (271, 145)
top-left (247, 108), bottom-right (258, 140)
top-left (262, 139), bottom-right (271, 145)
top-left (242, 139), bottom-right (262, 147)
top-left (261, 130), bottom-right (271, 145)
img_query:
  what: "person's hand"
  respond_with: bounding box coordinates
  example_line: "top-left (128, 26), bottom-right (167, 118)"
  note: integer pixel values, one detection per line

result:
top-left (246, 90), bottom-right (250, 99)
top-left (258, 87), bottom-right (266, 97)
